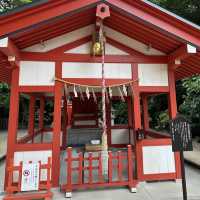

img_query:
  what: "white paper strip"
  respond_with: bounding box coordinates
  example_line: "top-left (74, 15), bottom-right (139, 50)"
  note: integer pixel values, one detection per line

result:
top-left (79, 86), bottom-right (85, 101)
top-left (109, 87), bottom-right (112, 98)
top-left (64, 83), bottom-right (69, 101)
top-left (123, 85), bottom-right (128, 96)
top-left (92, 88), bottom-right (97, 103)
top-left (86, 87), bottom-right (90, 99)
top-left (118, 87), bottom-right (125, 102)
top-left (74, 85), bottom-right (78, 97)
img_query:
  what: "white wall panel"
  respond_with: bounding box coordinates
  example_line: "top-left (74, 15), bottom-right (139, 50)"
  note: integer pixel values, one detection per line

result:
top-left (23, 25), bottom-right (94, 52)
top-left (138, 64), bottom-right (168, 86)
top-left (19, 61), bottom-right (55, 86)
top-left (62, 62), bottom-right (132, 79)
top-left (104, 26), bottom-right (165, 55)
top-left (111, 129), bottom-right (129, 144)
top-left (143, 145), bottom-right (175, 174)
top-left (14, 150), bottom-right (52, 181)
top-left (66, 42), bottom-right (128, 55)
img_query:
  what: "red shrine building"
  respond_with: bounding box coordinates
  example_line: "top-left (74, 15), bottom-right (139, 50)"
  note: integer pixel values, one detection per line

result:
top-left (0, 0), bottom-right (200, 199)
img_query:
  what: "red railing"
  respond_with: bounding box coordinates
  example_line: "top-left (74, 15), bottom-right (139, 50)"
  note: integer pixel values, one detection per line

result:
top-left (4, 157), bottom-right (53, 200)
top-left (61, 145), bottom-right (137, 195)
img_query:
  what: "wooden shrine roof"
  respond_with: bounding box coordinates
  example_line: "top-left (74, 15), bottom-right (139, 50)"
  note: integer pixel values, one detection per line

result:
top-left (0, 0), bottom-right (200, 83)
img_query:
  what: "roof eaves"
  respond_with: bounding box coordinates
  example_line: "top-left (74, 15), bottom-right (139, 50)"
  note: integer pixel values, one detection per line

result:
top-left (143, 0), bottom-right (200, 31)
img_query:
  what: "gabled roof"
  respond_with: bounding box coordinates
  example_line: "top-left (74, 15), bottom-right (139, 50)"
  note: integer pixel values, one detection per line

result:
top-left (0, 0), bottom-right (200, 83)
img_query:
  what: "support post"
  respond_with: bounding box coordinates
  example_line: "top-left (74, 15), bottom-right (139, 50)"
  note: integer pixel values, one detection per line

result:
top-left (141, 94), bottom-right (149, 132)
top-left (52, 61), bottom-right (62, 186)
top-left (28, 95), bottom-right (35, 140)
top-left (168, 66), bottom-right (181, 180)
top-left (131, 63), bottom-right (141, 182)
top-left (39, 97), bottom-right (45, 142)
top-left (62, 97), bottom-right (67, 149)
top-left (4, 67), bottom-right (19, 188)
top-left (127, 97), bottom-right (133, 129)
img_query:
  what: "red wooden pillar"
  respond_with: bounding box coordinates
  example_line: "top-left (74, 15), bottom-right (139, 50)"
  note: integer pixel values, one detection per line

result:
top-left (131, 64), bottom-right (142, 181)
top-left (5, 67), bottom-right (20, 188)
top-left (168, 66), bottom-right (181, 179)
top-left (39, 97), bottom-right (45, 131)
top-left (62, 97), bottom-right (67, 149)
top-left (39, 97), bottom-right (45, 142)
top-left (52, 61), bottom-right (62, 186)
top-left (28, 95), bottom-right (36, 140)
top-left (132, 64), bottom-right (141, 130)
top-left (141, 94), bottom-right (149, 132)
top-left (127, 97), bottom-right (133, 129)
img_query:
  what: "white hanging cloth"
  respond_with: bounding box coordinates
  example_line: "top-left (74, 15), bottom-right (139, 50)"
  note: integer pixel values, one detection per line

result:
top-left (109, 87), bottom-right (112, 98)
top-left (123, 85), bottom-right (128, 96)
top-left (92, 88), bottom-right (97, 103)
top-left (64, 83), bottom-right (69, 101)
top-left (86, 87), bottom-right (90, 99)
top-left (118, 86), bottom-right (125, 102)
top-left (73, 85), bottom-right (78, 98)
top-left (78, 86), bottom-right (85, 101)
top-left (105, 88), bottom-right (110, 104)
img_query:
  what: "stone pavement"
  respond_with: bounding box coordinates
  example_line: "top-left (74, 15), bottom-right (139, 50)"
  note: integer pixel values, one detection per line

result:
top-left (184, 137), bottom-right (200, 167)
top-left (0, 130), bottom-right (27, 160)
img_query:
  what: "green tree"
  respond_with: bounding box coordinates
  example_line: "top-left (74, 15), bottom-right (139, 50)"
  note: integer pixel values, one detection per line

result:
top-left (180, 76), bottom-right (200, 135)
top-left (149, 0), bottom-right (200, 24)
top-left (0, 0), bottom-right (32, 13)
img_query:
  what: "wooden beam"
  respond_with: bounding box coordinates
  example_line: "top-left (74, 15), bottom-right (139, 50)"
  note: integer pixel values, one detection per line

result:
top-left (0, 37), bottom-right (20, 67)
top-left (168, 44), bottom-right (197, 69)
top-left (21, 52), bottom-right (168, 63)
top-left (0, 0), bottom-right (100, 37)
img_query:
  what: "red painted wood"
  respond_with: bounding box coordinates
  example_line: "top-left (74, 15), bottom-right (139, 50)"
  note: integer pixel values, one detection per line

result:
top-left (131, 64), bottom-right (141, 130)
top-left (141, 95), bottom-right (149, 131)
top-left (28, 95), bottom-right (35, 139)
top-left (0, 38), bottom-right (20, 61)
top-left (52, 61), bottom-right (62, 187)
top-left (168, 67), bottom-right (177, 119)
top-left (107, 0), bottom-right (200, 46)
top-left (20, 52), bottom-right (168, 63)
top-left (0, 0), bottom-right (100, 37)
top-left (78, 153), bottom-right (83, 185)
top-left (139, 86), bottom-right (169, 93)
top-left (88, 153), bottom-right (93, 184)
top-left (98, 152), bottom-right (103, 183)
top-left (39, 97), bottom-right (45, 131)
top-left (4, 67), bottom-right (19, 189)
top-left (39, 97), bottom-right (45, 142)
top-left (146, 129), bottom-right (170, 139)
top-left (62, 145), bottom-right (135, 191)
top-left (19, 86), bottom-right (54, 93)
top-left (66, 147), bottom-right (72, 193)
top-left (62, 97), bottom-right (67, 149)
top-left (118, 151), bottom-right (123, 182)
top-left (14, 143), bottom-right (52, 151)
top-left (168, 66), bottom-right (181, 179)
top-left (4, 157), bottom-right (52, 200)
